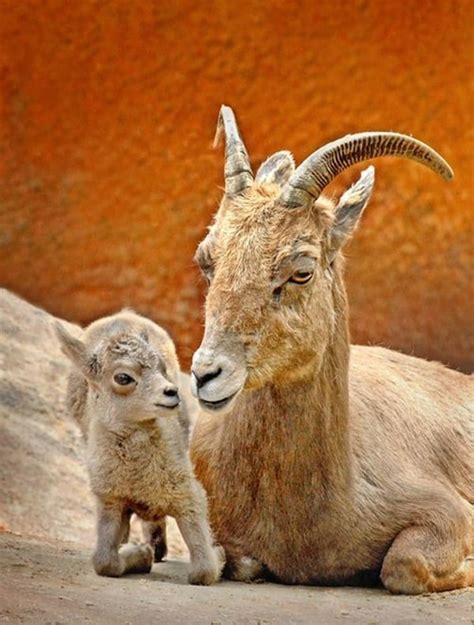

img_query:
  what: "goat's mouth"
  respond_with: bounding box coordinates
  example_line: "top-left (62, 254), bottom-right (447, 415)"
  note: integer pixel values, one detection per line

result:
top-left (154, 400), bottom-right (179, 410)
top-left (198, 391), bottom-right (238, 412)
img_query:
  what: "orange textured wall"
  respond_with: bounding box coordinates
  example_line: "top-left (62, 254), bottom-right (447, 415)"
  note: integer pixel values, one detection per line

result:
top-left (0, 0), bottom-right (472, 370)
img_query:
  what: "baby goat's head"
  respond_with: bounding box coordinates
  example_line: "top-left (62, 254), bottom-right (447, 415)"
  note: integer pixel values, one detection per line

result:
top-left (192, 105), bottom-right (453, 413)
top-left (56, 316), bottom-right (180, 424)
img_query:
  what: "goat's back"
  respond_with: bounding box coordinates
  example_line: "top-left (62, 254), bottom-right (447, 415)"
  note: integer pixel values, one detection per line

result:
top-left (349, 346), bottom-right (473, 503)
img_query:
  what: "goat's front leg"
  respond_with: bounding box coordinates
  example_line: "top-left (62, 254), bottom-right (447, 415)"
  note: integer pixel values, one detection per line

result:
top-left (175, 487), bottom-right (225, 585)
top-left (93, 500), bottom-right (153, 577)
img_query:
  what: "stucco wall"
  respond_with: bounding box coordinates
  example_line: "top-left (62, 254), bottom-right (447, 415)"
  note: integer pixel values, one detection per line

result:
top-left (0, 0), bottom-right (472, 370)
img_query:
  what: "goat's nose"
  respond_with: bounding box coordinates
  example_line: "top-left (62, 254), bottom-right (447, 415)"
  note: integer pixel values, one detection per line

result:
top-left (192, 367), bottom-right (222, 390)
top-left (163, 386), bottom-right (178, 398)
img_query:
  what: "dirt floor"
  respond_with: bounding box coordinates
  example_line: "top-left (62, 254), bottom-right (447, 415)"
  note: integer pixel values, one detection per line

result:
top-left (0, 531), bottom-right (471, 625)
top-left (0, 291), bottom-right (472, 624)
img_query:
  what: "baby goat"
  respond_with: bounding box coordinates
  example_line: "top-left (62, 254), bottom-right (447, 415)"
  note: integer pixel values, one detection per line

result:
top-left (56, 310), bottom-right (223, 584)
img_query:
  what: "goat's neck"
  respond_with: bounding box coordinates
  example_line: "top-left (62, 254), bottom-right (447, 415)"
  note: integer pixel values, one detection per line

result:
top-left (231, 296), bottom-right (352, 495)
top-left (88, 401), bottom-right (159, 442)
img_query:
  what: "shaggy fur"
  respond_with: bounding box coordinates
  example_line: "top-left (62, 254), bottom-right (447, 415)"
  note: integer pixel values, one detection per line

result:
top-left (57, 310), bottom-right (223, 584)
top-left (191, 156), bottom-right (473, 593)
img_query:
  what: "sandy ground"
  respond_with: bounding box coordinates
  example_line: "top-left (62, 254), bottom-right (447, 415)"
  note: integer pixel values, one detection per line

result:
top-left (0, 532), bottom-right (472, 625)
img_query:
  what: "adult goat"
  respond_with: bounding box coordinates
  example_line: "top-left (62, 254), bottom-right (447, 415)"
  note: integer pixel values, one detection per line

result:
top-left (190, 105), bottom-right (473, 594)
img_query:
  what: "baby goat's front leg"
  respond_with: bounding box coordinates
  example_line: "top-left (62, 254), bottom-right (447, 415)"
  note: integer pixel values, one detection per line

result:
top-left (175, 486), bottom-right (225, 585)
top-left (93, 500), bottom-right (153, 577)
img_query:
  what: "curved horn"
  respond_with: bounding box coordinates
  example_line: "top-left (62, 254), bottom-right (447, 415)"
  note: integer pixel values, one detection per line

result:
top-left (214, 105), bottom-right (254, 196)
top-left (280, 132), bottom-right (454, 209)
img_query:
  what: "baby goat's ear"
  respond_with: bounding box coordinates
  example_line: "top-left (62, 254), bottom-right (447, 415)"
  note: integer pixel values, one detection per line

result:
top-left (54, 322), bottom-right (90, 374)
top-left (256, 151), bottom-right (295, 186)
top-left (327, 166), bottom-right (375, 262)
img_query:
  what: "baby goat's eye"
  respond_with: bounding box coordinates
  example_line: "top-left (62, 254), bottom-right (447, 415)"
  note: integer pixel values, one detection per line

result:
top-left (114, 373), bottom-right (135, 386)
top-left (289, 270), bottom-right (314, 285)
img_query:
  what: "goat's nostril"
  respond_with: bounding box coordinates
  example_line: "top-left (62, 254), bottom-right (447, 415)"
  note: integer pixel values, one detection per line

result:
top-left (163, 387), bottom-right (178, 397)
top-left (193, 367), bottom-right (222, 389)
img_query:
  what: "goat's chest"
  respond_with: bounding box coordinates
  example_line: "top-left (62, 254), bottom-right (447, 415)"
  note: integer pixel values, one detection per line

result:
top-left (204, 444), bottom-right (379, 583)
top-left (87, 428), bottom-right (191, 516)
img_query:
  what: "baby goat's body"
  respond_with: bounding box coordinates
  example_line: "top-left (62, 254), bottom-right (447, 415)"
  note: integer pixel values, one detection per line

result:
top-left (58, 311), bottom-right (222, 584)
top-left (87, 413), bottom-right (204, 523)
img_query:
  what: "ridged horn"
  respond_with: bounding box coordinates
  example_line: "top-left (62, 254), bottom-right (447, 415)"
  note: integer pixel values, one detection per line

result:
top-left (214, 105), bottom-right (254, 196)
top-left (280, 132), bottom-right (454, 209)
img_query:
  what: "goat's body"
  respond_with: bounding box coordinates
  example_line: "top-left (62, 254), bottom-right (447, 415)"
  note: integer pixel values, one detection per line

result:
top-left (60, 311), bottom-right (222, 583)
top-left (192, 105), bottom-right (471, 592)
top-left (192, 345), bottom-right (473, 585)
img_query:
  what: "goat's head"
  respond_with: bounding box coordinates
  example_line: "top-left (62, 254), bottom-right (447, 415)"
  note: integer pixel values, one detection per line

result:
top-left (56, 323), bottom-right (180, 423)
top-left (192, 105), bottom-right (453, 413)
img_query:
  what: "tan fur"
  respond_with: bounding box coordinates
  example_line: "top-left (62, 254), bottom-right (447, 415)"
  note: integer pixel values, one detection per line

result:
top-left (57, 310), bottom-right (223, 584)
top-left (191, 178), bottom-right (473, 594)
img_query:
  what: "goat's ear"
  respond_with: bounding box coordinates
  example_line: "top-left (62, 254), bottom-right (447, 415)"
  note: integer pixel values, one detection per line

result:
top-left (256, 151), bottom-right (295, 186)
top-left (327, 166), bottom-right (375, 261)
top-left (54, 322), bottom-right (91, 375)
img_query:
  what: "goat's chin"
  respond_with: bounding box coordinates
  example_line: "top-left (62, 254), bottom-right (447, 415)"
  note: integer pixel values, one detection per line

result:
top-left (197, 388), bottom-right (242, 416)
top-left (153, 406), bottom-right (179, 419)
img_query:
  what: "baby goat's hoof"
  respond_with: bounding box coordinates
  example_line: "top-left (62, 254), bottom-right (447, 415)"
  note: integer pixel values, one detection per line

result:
top-left (93, 553), bottom-right (123, 577)
top-left (119, 543), bottom-right (154, 575)
top-left (188, 566), bottom-right (219, 586)
top-left (154, 539), bottom-right (167, 563)
top-left (188, 545), bottom-right (225, 586)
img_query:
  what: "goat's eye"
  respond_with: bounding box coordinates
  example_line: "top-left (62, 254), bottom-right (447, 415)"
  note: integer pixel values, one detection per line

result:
top-left (195, 243), bottom-right (214, 284)
top-left (289, 270), bottom-right (313, 285)
top-left (114, 373), bottom-right (135, 386)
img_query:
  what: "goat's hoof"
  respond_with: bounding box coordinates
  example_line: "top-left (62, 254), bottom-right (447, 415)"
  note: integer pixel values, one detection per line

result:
top-left (93, 554), bottom-right (123, 578)
top-left (381, 554), bottom-right (429, 595)
top-left (188, 547), bottom-right (224, 586)
top-left (119, 543), bottom-right (154, 574)
top-left (154, 539), bottom-right (167, 563)
top-left (188, 565), bottom-right (219, 585)
top-left (226, 555), bottom-right (264, 582)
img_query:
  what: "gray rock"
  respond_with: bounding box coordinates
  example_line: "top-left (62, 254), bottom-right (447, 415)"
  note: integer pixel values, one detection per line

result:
top-left (0, 289), bottom-right (94, 543)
